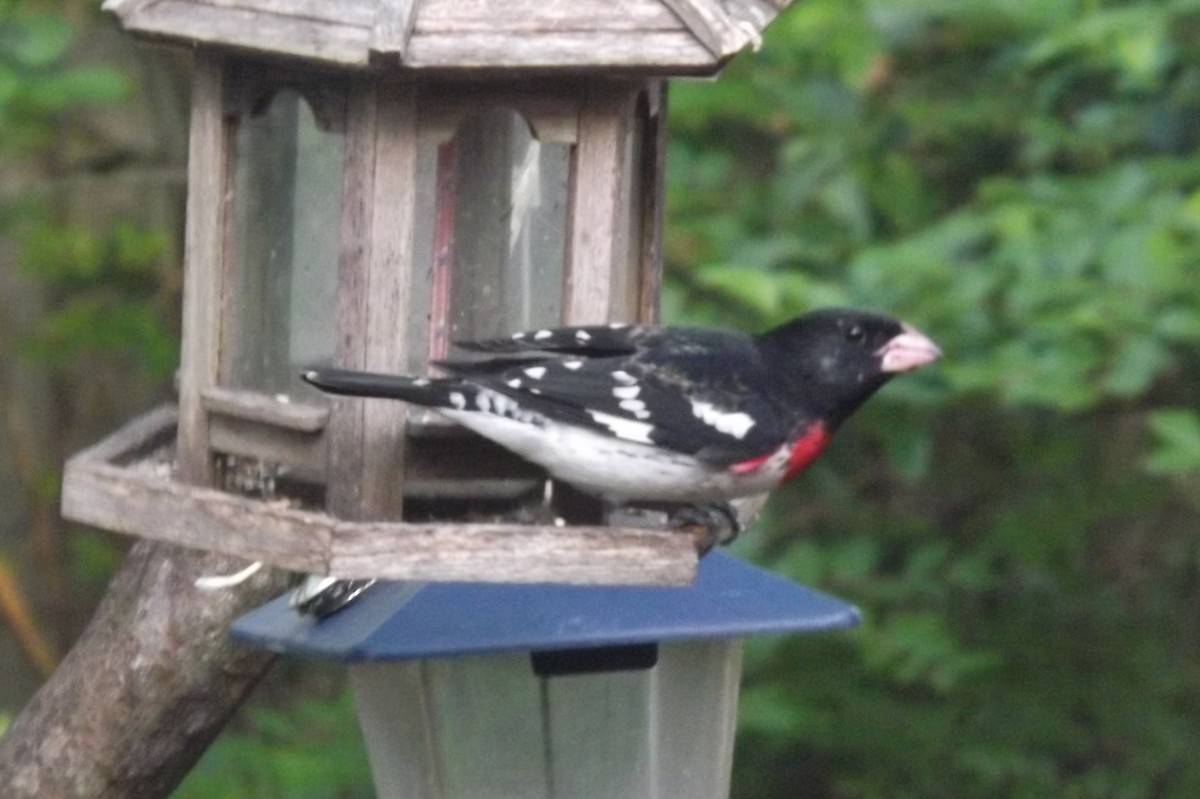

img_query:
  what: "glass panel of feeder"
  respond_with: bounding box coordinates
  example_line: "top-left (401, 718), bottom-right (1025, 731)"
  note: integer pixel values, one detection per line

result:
top-left (227, 89), bottom-right (342, 397)
top-left (446, 108), bottom-right (569, 346)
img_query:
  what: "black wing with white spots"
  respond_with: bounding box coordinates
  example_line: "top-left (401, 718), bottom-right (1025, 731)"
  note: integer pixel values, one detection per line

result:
top-left (452, 323), bottom-right (649, 357)
top-left (437, 326), bottom-right (797, 464)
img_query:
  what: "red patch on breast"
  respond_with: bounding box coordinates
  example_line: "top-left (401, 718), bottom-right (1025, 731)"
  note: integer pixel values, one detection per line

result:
top-left (781, 422), bottom-right (831, 482)
top-left (728, 422), bottom-right (831, 483)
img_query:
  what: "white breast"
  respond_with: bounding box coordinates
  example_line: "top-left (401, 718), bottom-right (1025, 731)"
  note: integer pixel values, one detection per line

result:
top-left (440, 408), bottom-right (787, 503)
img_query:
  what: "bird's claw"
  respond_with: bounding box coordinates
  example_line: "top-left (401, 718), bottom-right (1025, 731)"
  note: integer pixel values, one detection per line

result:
top-left (290, 576), bottom-right (377, 619)
top-left (666, 503), bottom-right (742, 555)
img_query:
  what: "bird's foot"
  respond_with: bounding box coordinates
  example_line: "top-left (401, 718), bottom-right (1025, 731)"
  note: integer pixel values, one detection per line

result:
top-left (290, 576), bottom-right (377, 619)
top-left (605, 502), bottom-right (742, 555)
top-left (664, 503), bottom-right (742, 555)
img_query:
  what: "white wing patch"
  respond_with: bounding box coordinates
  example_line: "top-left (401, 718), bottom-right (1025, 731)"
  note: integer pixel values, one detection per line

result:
top-left (619, 398), bottom-right (650, 419)
top-left (690, 399), bottom-right (756, 439)
top-left (586, 409), bottom-right (655, 444)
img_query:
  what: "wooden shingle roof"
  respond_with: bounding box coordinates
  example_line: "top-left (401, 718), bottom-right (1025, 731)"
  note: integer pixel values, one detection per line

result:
top-left (103, 0), bottom-right (794, 74)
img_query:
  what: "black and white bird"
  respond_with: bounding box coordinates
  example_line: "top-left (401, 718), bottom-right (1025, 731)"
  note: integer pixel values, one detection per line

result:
top-left (291, 308), bottom-right (940, 615)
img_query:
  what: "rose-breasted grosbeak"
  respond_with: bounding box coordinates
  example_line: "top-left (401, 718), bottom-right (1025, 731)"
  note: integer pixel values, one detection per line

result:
top-left (292, 308), bottom-right (940, 615)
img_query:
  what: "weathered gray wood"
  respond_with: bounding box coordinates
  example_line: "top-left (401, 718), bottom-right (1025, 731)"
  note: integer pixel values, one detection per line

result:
top-left (207, 414), bottom-right (327, 471)
top-left (101, 0), bottom-right (163, 18)
top-left (417, 83), bottom-right (582, 145)
top-left (205, 0), bottom-right (377, 27)
top-left (134, 0), bottom-right (372, 65)
top-left (413, 0), bottom-right (681, 32)
top-left (329, 80), bottom-right (416, 521)
top-left (60, 455), bottom-right (696, 584)
top-left (112, 1), bottom-right (725, 72)
top-left (660, 0), bottom-right (754, 58)
top-left (67, 404), bottom-right (178, 466)
top-left (564, 83), bottom-right (640, 324)
top-left (201, 386), bottom-right (329, 431)
top-left (177, 51), bottom-right (231, 485)
top-left (62, 459), bottom-right (334, 573)
top-left (371, 0), bottom-right (419, 58)
top-left (403, 32), bottom-right (714, 71)
top-left (109, 0), bottom-right (799, 72)
top-left (329, 522), bottom-right (695, 584)
top-left (61, 408), bottom-right (697, 584)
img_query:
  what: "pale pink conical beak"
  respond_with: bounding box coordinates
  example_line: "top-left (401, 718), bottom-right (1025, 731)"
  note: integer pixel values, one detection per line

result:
top-left (877, 323), bottom-right (942, 373)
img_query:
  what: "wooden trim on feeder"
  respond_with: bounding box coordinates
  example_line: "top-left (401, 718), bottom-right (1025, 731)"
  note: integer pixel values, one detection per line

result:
top-left (59, 408), bottom-right (698, 586)
top-left (223, 60), bottom-right (349, 135)
top-left (370, 0), bottom-right (419, 60)
top-left (200, 387), bottom-right (330, 433)
top-left (402, 31), bottom-right (714, 72)
top-left (208, 416), bottom-right (328, 474)
top-left (564, 82), bottom-right (641, 324)
top-left (177, 50), bottom-right (233, 486)
top-left (104, 0), bottom-right (796, 73)
top-left (417, 83), bottom-right (582, 145)
top-left (659, 0), bottom-right (757, 58)
top-left (329, 80), bottom-right (418, 521)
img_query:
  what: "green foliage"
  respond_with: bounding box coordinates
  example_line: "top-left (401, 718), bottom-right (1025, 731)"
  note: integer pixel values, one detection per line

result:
top-left (1, 2), bottom-right (175, 384)
top-left (668, 1), bottom-right (1200, 797)
top-left (18, 220), bottom-right (177, 378)
top-left (0, 3), bottom-right (127, 158)
top-left (173, 687), bottom-right (372, 799)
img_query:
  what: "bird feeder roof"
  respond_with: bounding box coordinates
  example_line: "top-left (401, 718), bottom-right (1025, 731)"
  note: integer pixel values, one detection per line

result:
top-left (230, 552), bottom-right (860, 662)
top-left (102, 0), bottom-right (794, 74)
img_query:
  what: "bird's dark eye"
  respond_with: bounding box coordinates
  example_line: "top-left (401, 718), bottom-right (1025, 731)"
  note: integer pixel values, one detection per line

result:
top-left (845, 325), bottom-right (865, 343)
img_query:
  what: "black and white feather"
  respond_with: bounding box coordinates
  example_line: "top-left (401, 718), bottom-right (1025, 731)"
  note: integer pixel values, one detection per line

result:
top-left (301, 309), bottom-right (941, 505)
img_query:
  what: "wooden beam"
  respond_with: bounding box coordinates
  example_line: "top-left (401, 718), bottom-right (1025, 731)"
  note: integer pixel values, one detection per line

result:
top-left (100, 0), bottom-right (162, 20)
top-left (207, 415), bottom-right (327, 473)
top-left (659, 0), bottom-right (755, 58)
top-left (200, 387), bottom-right (329, 432)
top-left (371, 0), bottom-right (419, 59)
top-left (60, 423), bottom-right (697, 586)
top-left (330, 81), bottom-right (419, 521)
top-left (177, 51), bottom-right (232, 486)
top-left (564, 82), bottom-right (640, 325)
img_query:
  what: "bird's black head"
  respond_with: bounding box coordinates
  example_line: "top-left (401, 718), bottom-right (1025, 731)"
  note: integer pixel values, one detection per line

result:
top-left (756, 308), bottom-right (941, 428)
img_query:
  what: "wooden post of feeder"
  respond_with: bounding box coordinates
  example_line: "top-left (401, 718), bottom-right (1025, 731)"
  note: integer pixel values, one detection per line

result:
top-left (326, 81), bottom-right (415, 524)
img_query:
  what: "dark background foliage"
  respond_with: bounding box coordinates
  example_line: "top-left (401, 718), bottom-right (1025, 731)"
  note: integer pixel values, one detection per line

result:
top-left (1, 1), bottom-right (1198, 797)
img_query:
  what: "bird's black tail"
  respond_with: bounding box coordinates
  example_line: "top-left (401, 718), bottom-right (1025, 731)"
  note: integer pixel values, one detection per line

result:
top-left (301, 367), bottom-right (470, 409)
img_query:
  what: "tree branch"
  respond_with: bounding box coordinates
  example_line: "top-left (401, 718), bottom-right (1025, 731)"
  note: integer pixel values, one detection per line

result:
top-left (0, 540), bottom-right (291, 798)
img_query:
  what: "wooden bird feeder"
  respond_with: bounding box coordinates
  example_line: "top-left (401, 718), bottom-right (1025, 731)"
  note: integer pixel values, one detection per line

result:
top-left (62, 0), bottom-right (797, 587)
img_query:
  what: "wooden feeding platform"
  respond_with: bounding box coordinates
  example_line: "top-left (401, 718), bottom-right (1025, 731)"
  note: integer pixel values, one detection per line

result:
top-left (62, 405), bottom-right (697, 586)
